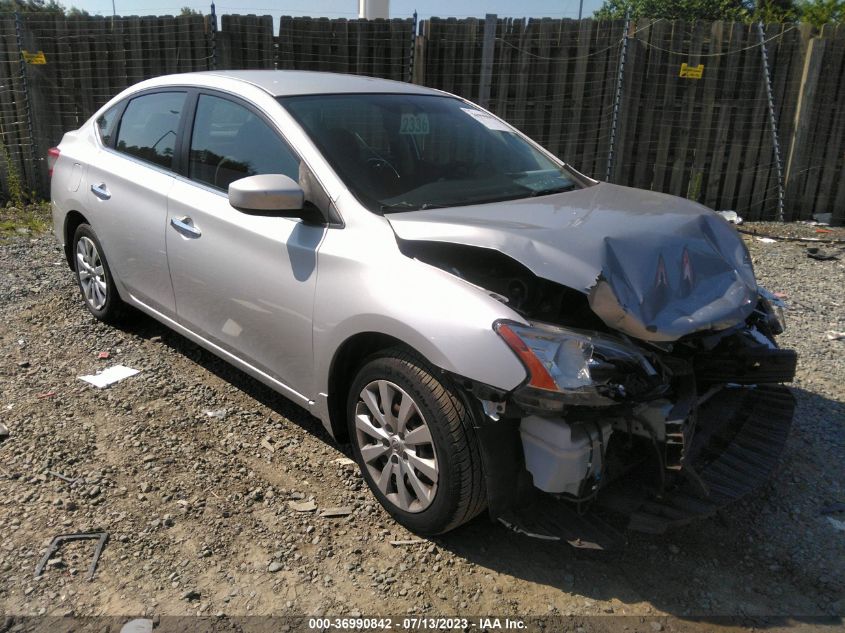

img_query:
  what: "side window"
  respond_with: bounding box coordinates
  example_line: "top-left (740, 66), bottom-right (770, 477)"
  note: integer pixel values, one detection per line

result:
top-left (115, 92), bottom-right (186, 170)
top-left (189, 94), bottom-right (300, 191)
top-left (96, 104), bottom-right (120, 146)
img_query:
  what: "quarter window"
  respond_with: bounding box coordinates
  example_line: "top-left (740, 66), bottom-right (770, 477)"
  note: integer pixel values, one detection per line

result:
top-left (115, 92), bottom-right (186, 170)
top-left (96, 104), bottom-right (120, 146)
top-left (189, 94), bottom-right (299, 191)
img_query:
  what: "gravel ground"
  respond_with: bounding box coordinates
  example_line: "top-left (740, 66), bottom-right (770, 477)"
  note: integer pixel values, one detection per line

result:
top-left (0, 221), bottom-right (843, 630)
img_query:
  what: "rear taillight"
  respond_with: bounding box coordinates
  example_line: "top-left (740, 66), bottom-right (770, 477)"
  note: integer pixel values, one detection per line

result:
top-left (47, 147), bottom-right (60, 178)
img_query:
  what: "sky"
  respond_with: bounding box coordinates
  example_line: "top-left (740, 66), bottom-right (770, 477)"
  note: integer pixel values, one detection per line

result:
top-left (61, 0), bottom-right (605, 22)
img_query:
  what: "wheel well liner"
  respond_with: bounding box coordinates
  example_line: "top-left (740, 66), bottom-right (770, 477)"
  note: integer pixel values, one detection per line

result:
top-left (63, 210), bottom-right (89, 269)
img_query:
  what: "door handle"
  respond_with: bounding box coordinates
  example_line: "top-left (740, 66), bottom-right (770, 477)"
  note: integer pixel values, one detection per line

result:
top-left (90, 183), bottom-right (111, 200)
top-left (170, 216), bottom-right (202, 238)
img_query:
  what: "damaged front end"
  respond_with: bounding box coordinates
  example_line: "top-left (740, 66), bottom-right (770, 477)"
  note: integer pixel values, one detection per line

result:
top-left (465, 306), bottom-right (796, 548)
top-left (387, 188), bottom-right (797, 547)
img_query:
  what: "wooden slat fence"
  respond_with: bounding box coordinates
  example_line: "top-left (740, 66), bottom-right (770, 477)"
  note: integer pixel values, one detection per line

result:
top-left (0, 12), bottom-right (842, 223)
top-left (277, 17), bottom-right (413, 81)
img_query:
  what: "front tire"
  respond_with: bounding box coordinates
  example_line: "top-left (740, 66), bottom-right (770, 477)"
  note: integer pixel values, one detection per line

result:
top-left (347, 349), bottom-right (486, 535)
top-left (72, 223), bottom-right (125, 323)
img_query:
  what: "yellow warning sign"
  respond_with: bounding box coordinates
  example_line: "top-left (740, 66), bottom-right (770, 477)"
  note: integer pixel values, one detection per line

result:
top-left (679, 62), bottom-right (704, 79)
top-left (22, 50), bottom-right (46, 65)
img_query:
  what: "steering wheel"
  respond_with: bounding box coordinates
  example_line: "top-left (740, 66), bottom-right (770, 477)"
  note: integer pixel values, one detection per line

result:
top-left (366, 157), bottom-right (400, 180)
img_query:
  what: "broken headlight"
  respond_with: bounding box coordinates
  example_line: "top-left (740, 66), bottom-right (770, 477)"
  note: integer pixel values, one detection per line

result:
top-left (495, 320), bottom-right (660, 410)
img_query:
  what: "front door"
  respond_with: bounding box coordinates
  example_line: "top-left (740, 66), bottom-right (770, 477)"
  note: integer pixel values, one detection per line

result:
top-left (165, 93), bottom-right (324, 401)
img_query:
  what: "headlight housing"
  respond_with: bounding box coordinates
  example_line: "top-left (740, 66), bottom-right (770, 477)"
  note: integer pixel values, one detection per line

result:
top-left (495, 320), bottom-right (660, 410)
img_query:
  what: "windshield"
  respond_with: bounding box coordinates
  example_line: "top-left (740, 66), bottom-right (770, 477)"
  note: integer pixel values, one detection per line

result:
top-left (279, 94), bottom-right (583, 213)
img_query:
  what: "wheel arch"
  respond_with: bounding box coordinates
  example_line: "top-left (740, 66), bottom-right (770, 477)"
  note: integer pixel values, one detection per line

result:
top-left (326, 331), bottom-right (419, 442)
top-left (62, 210), bottom-right (89, 269)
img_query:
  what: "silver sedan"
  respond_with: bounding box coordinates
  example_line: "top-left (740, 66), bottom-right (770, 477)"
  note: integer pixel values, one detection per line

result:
top-left (50, 71), bottom-right (796, 542)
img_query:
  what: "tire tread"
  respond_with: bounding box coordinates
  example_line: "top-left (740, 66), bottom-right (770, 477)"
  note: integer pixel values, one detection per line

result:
top-left (349, 348), bottom-right (487, 534)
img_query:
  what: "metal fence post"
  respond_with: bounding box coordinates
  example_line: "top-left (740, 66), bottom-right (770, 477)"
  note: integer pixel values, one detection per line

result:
top-left (209, 2), bottom-right (218, 70)
top-left (477, 14), bottom-right (497, 108)
top-left (407, 11), bottom-right (417, 83)
top-left (605, 10), bottom-right (630, 182)
top-left (757, 21), bottom-right (785, 222)
top-left (14, 12), bottom-right (39, 199)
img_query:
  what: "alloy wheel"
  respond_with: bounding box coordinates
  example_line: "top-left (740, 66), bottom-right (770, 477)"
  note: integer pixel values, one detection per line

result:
top-left (76, 236), bottom-right (107, 311)
top-left (354, 379), bottom-right (439, 513)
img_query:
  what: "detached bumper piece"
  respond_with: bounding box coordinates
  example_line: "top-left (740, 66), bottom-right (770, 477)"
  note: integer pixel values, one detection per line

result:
top-left (498, 497), bottom-right (624, 550)
top-left (598, 385), bottom-right (795, 534)
top-left (694, 346), bottom-right (797, 385)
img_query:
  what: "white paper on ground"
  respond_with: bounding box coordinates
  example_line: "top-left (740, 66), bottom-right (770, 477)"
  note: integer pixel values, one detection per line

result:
top-left (79, 364), bottom-right (140, 388)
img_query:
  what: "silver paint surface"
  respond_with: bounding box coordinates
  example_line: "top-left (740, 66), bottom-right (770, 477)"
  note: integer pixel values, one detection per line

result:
top-left (386, 182), bottom-right (757, 341)
top-left (52, 70), bottom-right (760, 439)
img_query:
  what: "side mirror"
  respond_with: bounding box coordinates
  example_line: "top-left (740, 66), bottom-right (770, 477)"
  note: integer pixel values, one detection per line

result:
top-left (228, 174), bottom-right (314, 219)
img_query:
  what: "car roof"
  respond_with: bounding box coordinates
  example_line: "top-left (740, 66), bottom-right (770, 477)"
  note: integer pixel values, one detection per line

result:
top-left (173, 70), bottom-right (446, 98)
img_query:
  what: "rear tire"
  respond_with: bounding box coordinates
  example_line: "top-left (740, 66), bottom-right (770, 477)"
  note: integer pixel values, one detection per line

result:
top-left (72, 223), bottom-right (126, 324)
top-left (347, 348), bottom-right (486, 535)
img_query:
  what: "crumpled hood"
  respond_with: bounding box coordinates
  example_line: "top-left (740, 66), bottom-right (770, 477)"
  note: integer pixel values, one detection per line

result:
top-left (386, 182), bottom-right (758, 342)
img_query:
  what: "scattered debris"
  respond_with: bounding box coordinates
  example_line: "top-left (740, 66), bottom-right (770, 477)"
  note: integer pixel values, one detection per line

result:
top-left (739, 227), bottom-right (845, 244)
top-left (827, 332), bottom-right (845, 341)
top-left (204, 408), bottom-right (228, 419)
top-left (34, 532), bottom-right (108, 581)
top-left (120, 619), bottom-right (153, 633)
top-left (47, 470), bottom-right (80, 485)
top-left (389, 539), bottom-right (425, 546)
top-left (288, 499), bottom-right (317, 513)
top-left (716, 210), bottom-right (743, 225)
top-left (821, 503), bottom-right (845, 515)
top-left (97, 351), bottom-right (110, 359)
top-left (813, 212), bottom-right (832, 225)
top-left (149, 335), bottom-right (163, 343)
top-left (261, 437), bottom-right (276, 453)
top-left (17, 360), bottom-right (30, 368)
top-left (756, 237), bottom-right (777, 244)
top-left (319, 506), bottom-right (353, 518)
top-left (78, 365), bottom-right (140, 388)
top-left (807, 247), bottom-right (839, 261)
top-left (0, 422), bottom-right (8, 439)
top-left (36, 391), bottom-right (56, 399)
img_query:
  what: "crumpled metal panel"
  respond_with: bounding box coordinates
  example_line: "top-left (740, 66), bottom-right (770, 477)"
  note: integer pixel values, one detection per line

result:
top-left (386, 182), bottom-right (758, 342)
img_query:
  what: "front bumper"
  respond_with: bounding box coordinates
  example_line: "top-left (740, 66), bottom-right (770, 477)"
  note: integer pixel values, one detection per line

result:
top-left (598, 384), bottom-right (795, 534)
top-left (485, 384), bottom-right (795, 546)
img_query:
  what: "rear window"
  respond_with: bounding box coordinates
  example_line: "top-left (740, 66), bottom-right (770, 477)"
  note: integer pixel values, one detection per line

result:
top-left (115, 92), bottom-right (186, 170)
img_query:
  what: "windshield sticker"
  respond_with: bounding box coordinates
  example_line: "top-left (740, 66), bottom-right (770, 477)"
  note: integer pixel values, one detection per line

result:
top-left (460, 107), bottom-right (511, 132)
top-left (400, 112), bottom-right (430, 135)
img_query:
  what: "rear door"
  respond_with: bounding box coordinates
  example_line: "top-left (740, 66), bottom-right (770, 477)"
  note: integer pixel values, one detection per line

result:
top-left (165, 92), bottom-right (325, 401)
top-left (85, 90), bottom-right (188, 316)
